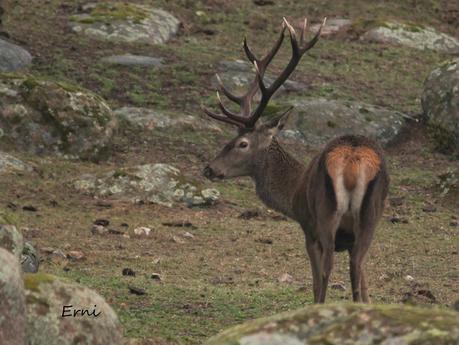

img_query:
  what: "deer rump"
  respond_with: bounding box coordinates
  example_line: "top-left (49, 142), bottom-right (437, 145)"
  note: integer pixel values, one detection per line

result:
top-left (305, 135), bottom-right (387, 253)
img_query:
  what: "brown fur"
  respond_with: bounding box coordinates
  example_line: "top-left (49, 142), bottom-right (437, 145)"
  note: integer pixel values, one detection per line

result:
top-left (326, 146), bottom-right (381, 191)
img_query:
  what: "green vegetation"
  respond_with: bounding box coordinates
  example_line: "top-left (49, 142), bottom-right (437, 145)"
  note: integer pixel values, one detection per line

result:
top-left (70, 2), bottom-right (149, 24)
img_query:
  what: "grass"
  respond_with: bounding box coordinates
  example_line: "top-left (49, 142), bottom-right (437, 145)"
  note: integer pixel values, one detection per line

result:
top-left (1, 0), bottom-right (459, 344)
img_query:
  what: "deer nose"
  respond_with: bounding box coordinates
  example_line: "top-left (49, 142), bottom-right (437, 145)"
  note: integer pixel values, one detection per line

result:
top-left (203, 166), bottom-right (224, 180)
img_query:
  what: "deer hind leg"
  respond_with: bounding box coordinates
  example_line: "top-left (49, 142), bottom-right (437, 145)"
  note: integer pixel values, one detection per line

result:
top-left (361, 271), bottom-right (370, 303)
top-left (305, 236), bottom-right (321, 303)
top-left (317, 216), bottom-right (341, 303)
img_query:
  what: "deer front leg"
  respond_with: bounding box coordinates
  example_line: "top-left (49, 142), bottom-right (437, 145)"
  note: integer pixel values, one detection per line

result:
top-left (305, 237), bottom-right (322, 303)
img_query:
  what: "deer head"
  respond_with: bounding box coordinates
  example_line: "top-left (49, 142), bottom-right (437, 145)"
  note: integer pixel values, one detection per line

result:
top-left (202, 17), bottom-right (326, 180)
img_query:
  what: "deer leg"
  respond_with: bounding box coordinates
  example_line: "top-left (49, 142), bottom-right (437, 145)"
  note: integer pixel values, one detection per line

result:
top-left (305, 237), bottom-right (321, 303)
top-left (349, 219), bottom-right (374, 303)
top-left (361, 271), bottom-right (370, 303)
top-left (316, 218), bottom-right (339, 303)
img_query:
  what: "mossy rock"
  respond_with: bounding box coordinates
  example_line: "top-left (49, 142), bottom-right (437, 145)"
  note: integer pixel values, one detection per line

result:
top-left (0, 248), bottom-right (26, 345)
top-left (73, 163), bottom-right (220, 207)
top-left (361, 21), bottom-right (459, 54)
top-left (24, 273), bottom-right (123, 345)
top-left (206, 304), bottom-right (459, 345)
top-left (69, 2), bottom-right (180, 45)
top-left (0, 73), bottom-right (118, 160)
top-left (422, 59), bottom-right (459, 158)
top-left (0, 224), bottom-right (23, 259)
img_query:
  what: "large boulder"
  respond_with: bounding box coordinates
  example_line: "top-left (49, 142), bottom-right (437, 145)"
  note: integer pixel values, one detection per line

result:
top-left (0, 248), bottom-right (26, 345)
top-left (206, 304), bottom-right (459, 345)
top-left (70, 2), bottom-right (180, 44)
top-left (284, 98), bottom-right (405, 148)
top-left (212, 60), bottom-right (307, 96)
top-left (0, 38), bottom-right (32, 72)
top-left (0, 74), bottom-right (118, 160)
top-left (73, 163), bottom-right (220, 207)
top-left (361, 21), bottom-right (459, 54)
top-left (115, 107), bottom-right (221, 132)
top-left (24, 273), bottom-right (123, 345)
top-left (422, 59), bottom-right (459, 157)
top-left (0, 224), bottom-right (24, 259)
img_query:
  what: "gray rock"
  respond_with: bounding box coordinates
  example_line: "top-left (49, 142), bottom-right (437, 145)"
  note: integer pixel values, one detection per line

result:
top-left (70, 3), bottom-right (180, 45)
top-left (114, 107), bottom-right (221, 131)
top-left (309, 18), bottom-right (351, 37)
top-left (0, 38), bottom-right (32, 72)
top-left (0, 248), bottom-right (26, 345)
top-left (422, 59), bottom-right (459, 157)
top-left (101, 54), bottom-right (164, 67)
top-left (213, 60), bottom-right (307, 96)
top-left (206, 304), bottom-right (459, 345)
top-left (24, 273), bottom-right (123, 345)
top-left (0, 151), bottom-right (32, 173)
top-left (21, 241), bottom-right (39, 273)
top-left (0, 74), bottom-right (118, 160)
top-left (361, 22), bottom-right (459, 54)
top-left (0, 224), bottom-right (24, 259)
top-left (73, 163), bottom-right (220, 207)
top-left (285, 98), bottom-right (405, 148)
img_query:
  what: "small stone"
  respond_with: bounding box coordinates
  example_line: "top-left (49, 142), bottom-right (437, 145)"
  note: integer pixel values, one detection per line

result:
top-left (182, 231), bottom-right (194, 239)
top-left (278, 273), bottom-right (293, 284)
top-left (122, 268), bottom-right (136, 276)
top-left (150, 273), bottom-right (162, 281)
top-left (67, 250), bottom-right (85, 261)
top-left (133, 227), bottom-right (151, 237)
top-left (422, 204), bottom-right (437, 213)
top-left (405, 275), bottom-right (415, 282)
top-left (330, 282), bottom-right (346, 291)
top-left (172, 235), bottom-right (185, 244)
top-left (91, 224), bottom-right (109, 235)
top-left (239, 209), bottom-right (262, 220)
top-left (128, 286), bottom-right (146, 295)
top-left (449, 220), bottom-right (458, 227)
top-left (94, 219), bottom-right (110, 226)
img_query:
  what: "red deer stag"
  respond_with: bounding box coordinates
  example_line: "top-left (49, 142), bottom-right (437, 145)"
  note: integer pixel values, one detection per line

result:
top-left (202, 18), bottom-right (389, 303)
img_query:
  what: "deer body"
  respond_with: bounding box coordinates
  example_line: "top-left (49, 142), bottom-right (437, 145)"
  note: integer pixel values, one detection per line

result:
top-left (202, 18), bottom-right (389, 303)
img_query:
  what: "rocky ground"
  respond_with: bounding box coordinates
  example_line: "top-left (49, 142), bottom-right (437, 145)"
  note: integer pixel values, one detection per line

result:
top-left (0, 0), bottom-right (458, 344)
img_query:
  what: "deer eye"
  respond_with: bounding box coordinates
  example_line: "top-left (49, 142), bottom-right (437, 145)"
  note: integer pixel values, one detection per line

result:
top-left (238, 141), bottom-right (248, 148)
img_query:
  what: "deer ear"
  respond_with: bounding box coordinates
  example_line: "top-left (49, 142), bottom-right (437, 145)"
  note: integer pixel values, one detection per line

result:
top-left (265, 106), bottom-right (294, 135)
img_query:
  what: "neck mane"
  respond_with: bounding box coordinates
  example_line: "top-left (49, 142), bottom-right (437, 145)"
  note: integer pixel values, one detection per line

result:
top-left (251, 139), bottom-right (305, 220)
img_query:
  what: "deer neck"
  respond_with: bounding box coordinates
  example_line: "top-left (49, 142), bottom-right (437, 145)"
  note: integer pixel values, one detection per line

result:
top-left (251, 139), bottom-right (305, 220)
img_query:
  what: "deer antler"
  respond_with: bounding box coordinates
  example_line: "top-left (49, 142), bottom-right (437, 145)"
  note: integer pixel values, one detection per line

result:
top-left (203, 17), bottom-right (327, 128)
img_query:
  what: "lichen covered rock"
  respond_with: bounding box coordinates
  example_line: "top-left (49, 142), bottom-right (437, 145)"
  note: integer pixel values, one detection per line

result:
top-left (362, 22), bottom-right (459, 54)
top-left (422, 59), bottom-right (459, 157)
top-left (0, 224), bottom-right (24, 259)
top-left (206, 304), bottom-right (459, 345)
top-left (0, 38), bottom-right (32, 72)
top-left (24, 273), bottom-right (123, 345)
top-left (0, 151), bottom-right (32, 173)
top-left (286, 98), bottom-right (405, 148)
top-left (0, 73), bottom-right (118, 160)
top-left (70, 2), bottom-right (180, 44)
top-left (0, 248), bottom-right (26, 345)
top-left (115, 107), bottom-right (221, 132)
top-left (73, 163), bottom-right (220, 207)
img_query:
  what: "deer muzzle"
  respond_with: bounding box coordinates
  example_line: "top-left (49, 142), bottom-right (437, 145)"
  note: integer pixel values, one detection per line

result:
top-left (203, 165), bottom-right (224, 180)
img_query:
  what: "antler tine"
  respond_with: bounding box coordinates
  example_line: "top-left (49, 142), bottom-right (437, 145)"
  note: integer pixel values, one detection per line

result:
top-left (246, 17), bottom-right (325, 127)
top-left (216, 91), bottom-right (251, 123)
top-left (300, 17), bottom-right (326, 53)
top-left (216, 74), bottom-right (243, 105)
top-left (202, 106), bottom-right (244, 128)
top-left (300, 18), bottom-right (307, 46)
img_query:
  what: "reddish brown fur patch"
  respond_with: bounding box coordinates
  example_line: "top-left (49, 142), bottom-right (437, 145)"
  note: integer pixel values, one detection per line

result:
top-left (326, 146), bottom-right (381, 190)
